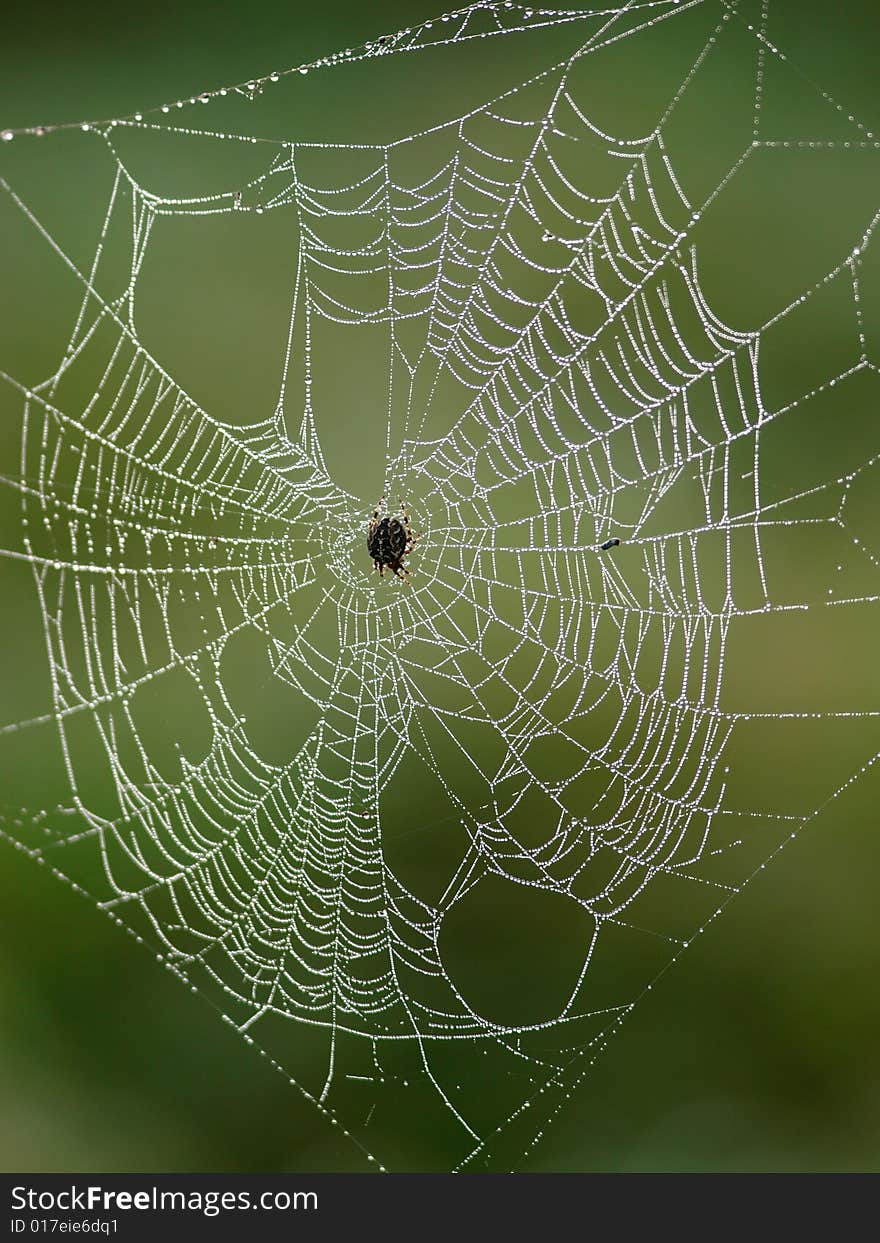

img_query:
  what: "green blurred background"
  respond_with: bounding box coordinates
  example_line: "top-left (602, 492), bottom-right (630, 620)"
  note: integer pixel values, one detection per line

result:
top-left (0, 0), bottom-right (879, 1172)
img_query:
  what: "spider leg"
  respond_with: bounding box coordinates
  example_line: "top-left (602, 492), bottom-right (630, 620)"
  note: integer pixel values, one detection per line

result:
top-left (398, 501), bottom-right (420, 552)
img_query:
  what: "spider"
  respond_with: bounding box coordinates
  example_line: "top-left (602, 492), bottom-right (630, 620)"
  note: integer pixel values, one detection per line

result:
top-left (367, 497), bottom-right (419, 579)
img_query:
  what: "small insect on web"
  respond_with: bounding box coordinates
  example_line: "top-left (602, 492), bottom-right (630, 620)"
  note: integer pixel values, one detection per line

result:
top-left (0, 0), bottom-right (878, 1173)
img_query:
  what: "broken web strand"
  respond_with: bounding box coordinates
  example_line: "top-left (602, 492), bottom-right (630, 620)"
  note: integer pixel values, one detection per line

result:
top-left (0, 0), bottom-right (878, 1170)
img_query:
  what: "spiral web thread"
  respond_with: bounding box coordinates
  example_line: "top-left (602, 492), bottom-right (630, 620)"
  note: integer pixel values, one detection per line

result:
top-left (1, 0), bottom-right (878, 1169)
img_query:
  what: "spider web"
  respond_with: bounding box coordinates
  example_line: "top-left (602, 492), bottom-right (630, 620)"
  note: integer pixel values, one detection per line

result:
top-left (1, 0), bottom-right (879, 1170)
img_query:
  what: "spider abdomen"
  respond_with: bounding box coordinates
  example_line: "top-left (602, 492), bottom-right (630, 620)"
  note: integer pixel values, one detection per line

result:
top-left (367, 515), bottom-right (407, 566)
top-left (367, 500), bottom-right (418, 579)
